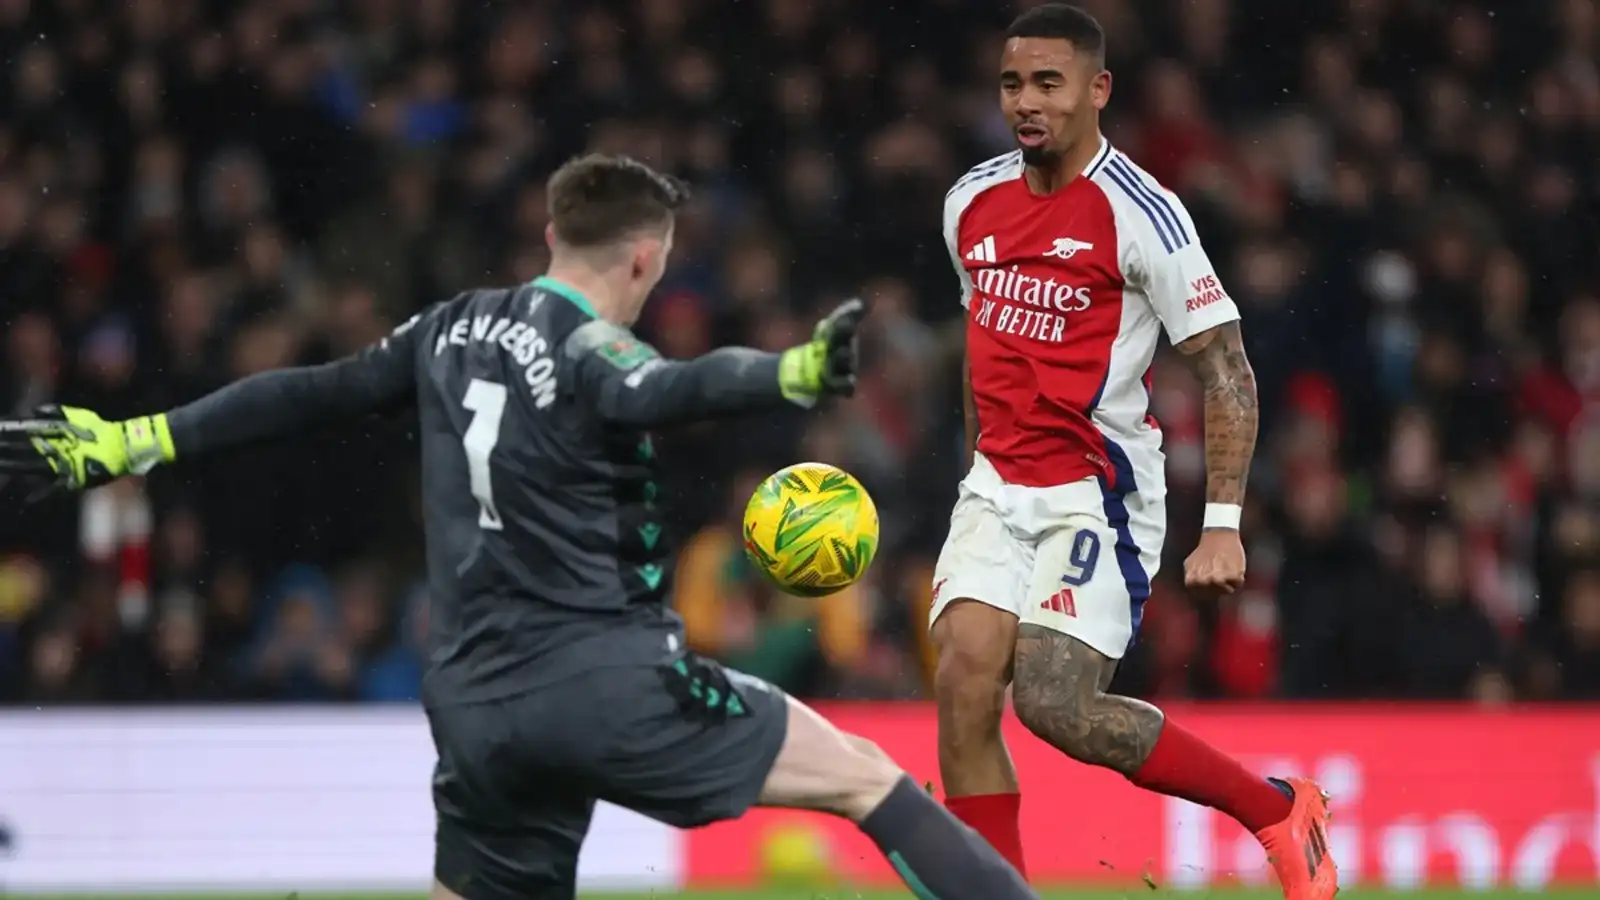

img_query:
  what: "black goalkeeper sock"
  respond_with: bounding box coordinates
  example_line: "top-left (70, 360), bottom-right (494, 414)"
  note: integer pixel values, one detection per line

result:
top-left (858, 776), bottom-right (1039, 900)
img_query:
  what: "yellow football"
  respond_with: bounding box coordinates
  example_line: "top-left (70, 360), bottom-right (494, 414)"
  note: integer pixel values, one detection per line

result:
top-left (742, 462), bottom-right (880, 597)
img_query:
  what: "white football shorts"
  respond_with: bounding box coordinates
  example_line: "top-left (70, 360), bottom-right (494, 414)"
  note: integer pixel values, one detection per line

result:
top-left (930, 452), bottom-right (1166, 659)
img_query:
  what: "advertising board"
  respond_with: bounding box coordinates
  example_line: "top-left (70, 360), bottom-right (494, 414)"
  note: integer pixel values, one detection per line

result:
top-left (0, 709), bottom-right (678, 894)
top-left (689, 704), bottom-right (1600, 891)
top-left (1, 705), bottom-right (1596, 893)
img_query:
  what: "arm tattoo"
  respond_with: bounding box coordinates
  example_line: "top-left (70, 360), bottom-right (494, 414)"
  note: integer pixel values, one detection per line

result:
top-left (1011, 625), bottom-right (1165, 776)
top-left (1175, 321), bottom-right (1259, 511)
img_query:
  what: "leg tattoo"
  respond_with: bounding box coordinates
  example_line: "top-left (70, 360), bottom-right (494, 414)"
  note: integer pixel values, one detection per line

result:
top-left (1013, 627), bottom-right (1296, 835)
top-left (1010, 625), bottom-right (1163, 776)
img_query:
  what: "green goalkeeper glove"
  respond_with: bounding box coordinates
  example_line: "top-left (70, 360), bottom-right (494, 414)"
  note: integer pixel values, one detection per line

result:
top-left (0, 405), bottom-right (174, 493)
top-left (778, 298), bottom-right (867, 407)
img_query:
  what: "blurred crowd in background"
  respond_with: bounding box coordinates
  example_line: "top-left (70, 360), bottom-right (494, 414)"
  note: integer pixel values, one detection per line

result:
top-left (0, 0), bottom-right (1598, 705)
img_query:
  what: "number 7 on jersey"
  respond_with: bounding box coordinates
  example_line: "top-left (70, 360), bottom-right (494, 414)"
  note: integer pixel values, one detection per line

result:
top-left (462, 378), bottom-right (507, 531)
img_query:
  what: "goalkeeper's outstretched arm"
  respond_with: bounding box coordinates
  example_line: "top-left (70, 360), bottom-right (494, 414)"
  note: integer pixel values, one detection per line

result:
top-left (166, 322), bottom-right (421, 458)
top-left (566, 298), bottom-right (865, 429)
top-left (0, 308), bottom-right (433, 492)
top-left (0, 298), bottom-right (864, 492)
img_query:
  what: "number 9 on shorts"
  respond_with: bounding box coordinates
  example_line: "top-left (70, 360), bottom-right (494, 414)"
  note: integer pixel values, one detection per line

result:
top-left (1022, 522), bottom-right (1135, 658)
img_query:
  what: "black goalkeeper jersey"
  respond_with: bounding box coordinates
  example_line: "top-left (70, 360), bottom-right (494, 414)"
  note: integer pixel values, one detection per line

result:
top-left (164, 277), bottom-right (792, 704)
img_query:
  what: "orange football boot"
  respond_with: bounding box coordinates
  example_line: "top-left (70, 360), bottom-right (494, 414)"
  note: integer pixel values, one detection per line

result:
top-left (1254, 777), bottom-right (1339, 900)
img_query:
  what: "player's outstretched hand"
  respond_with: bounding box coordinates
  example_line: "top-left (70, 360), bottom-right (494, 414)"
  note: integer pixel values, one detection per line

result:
top-left (0, 405), bottom-right (173, 496)
top-left (1183, 528), bottom-right (1247, 598)
top-left (778, 297), bottom-right (867, 406)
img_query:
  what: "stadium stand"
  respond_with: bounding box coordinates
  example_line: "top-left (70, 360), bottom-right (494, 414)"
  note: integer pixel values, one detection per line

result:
top-left (1, 0), bottom-right (1598, 705)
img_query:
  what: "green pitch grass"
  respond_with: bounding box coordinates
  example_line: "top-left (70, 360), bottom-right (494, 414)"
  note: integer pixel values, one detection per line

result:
top-left (620, 892), bottom-right (1548, 898)
top-left (18, 883), bottom-right (1593, 890)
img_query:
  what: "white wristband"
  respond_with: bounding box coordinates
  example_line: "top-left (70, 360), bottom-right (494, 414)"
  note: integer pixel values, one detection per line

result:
top-left (1203, 503), bottom-right (1243, 530)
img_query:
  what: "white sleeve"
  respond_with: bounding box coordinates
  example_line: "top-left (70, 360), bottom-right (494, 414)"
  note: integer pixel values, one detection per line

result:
top-left (1120, 184), bottom-right (1240, 345)
top-left (943, 190), bottom-right (975, 310)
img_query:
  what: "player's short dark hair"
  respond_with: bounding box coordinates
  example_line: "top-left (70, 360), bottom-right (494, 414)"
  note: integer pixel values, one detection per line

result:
top-left (546, 154), bottom-right (690, 248)
top-left (1005, 3), bottom-right (1106, 66)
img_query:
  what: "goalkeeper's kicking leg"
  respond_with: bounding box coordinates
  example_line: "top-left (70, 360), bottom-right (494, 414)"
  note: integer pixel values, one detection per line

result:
top-left (428, 692), bottom-right (1037, 900)
top-left (756, 695), bottom-right (1039, 898)
top-left (426, 650), bottom-right (1035, 900)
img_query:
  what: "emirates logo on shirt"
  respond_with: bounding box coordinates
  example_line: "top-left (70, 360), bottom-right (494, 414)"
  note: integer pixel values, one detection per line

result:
top-left (973, 265), bottom-right (1093, 313)
top-left (970, 263), bottom-right (1096, 344)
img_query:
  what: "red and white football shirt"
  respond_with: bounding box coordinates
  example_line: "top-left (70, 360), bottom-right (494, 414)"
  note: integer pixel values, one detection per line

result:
top-left (945, 138), bottom-right (1240, 495)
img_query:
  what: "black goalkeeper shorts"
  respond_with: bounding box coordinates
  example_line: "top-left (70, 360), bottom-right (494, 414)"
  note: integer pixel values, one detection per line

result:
top-left (426, 646), bottom-right (789, 900)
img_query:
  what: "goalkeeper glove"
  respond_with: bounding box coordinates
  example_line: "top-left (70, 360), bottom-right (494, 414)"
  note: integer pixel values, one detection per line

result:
top-left (778, 298), bottom-right (867, 407)
top-left (0, 405), bottom-right (174, 493)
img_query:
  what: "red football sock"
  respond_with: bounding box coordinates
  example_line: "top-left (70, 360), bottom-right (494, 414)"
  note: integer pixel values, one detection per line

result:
top-left (945, 793), bottom-right (1028, 876)
top-left (1128, 718), bottom-right (1292, 833)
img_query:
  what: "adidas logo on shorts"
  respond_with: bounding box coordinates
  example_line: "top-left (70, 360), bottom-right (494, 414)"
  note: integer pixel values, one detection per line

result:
top-left (1040, 588), bottom-right (1076, 617)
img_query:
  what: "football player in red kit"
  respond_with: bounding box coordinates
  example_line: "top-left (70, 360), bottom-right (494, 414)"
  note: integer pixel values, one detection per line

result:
top-left (929, 5), bottom-right (1337, 899)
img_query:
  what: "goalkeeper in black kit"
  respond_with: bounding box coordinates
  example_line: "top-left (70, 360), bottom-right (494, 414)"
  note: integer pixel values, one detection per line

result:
top-left (0, 154), bottom-right (1039, 900)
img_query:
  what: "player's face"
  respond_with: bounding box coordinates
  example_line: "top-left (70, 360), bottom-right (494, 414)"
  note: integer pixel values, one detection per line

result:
top-left (1000, 37), bottom-right (1110, 167)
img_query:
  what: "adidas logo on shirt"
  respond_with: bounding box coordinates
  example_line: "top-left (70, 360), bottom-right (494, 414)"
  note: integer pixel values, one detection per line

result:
top-left (965, 235), bottom-right (996, 264)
